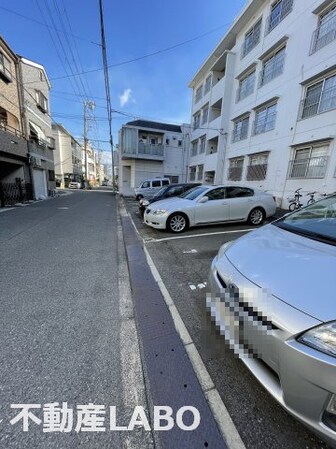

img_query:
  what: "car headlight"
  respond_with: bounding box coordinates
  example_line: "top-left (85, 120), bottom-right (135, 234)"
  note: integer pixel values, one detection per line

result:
top-left (217, 241), bottom-right (235, 259)
top-left (297, 321), bottom-right (336, 358)
top-left (152, 209), bottom-right (167, 216)
top-left (142, 200), bottom-right (149, 206)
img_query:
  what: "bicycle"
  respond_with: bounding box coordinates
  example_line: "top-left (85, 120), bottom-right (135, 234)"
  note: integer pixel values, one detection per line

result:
top-left (306, 191), bottom-right (317, 206)
top-left (288, 188), bottom-right (303, 211)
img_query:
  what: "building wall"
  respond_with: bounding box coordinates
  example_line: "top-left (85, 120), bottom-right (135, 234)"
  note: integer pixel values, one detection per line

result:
top-left (188, 0), bottom-right (336, 206)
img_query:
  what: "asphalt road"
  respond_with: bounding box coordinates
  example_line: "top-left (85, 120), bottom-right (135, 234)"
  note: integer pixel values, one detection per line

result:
top-left (0, 191), bottom-right (152, 449)
top-left (124, 197), bottom-right (330, 449)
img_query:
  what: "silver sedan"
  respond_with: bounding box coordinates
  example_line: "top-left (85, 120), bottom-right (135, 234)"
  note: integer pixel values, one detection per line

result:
top-left (207, 194), bottom-right (336, 447)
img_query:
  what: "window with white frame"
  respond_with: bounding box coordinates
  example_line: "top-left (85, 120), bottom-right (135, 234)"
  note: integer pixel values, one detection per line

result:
top-left (0, 52), bottom-right (12, 82)
top-left (228, 158), bottom-right (244, 181)
top-left (193, 112), bottom-right (201, 129)
top-left (267, 0), bottom-right (293, 33)
top-left (232, 115), bottom-right (249, 142)
top-left (237, 70), bottom-right (256, 102)
top-left (202, 105), bottom-right (209, 125)
top-left (253, 102), bottom-right (277, 134)
top-left (311, 4), bottom-right (336, 53)
top-left (301, 73), bottom-right (336, 119)
top-left (197, 164), bottom-right (204, 181)
top-left (191, 141), bottom-right (198, 156)
top-left (204, 75), bottom-right (212, 94)
top-left (199, 136), bottom-right (206, 153)
top-left (288, 144), bottom-right (329, 178)
top-left (259, 46), bottom-right (286, 87)
top-left (242, 19), bottom-right (262, 58)
top-left (246, 152), bottom-right (269, 180)
top-left (189, 166), bottom-right (196, 181)
top-left (35, 90), bottom-right (48, 113)
top-left (195, 85), bottom-right (202, 103)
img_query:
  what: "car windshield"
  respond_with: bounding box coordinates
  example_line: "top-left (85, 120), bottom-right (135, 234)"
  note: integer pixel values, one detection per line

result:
top-left (179, 186), bottom-right (208, 200)
top-left (153, 186), bottom-right (168, 198)
top-left (273, 195), bottom-right (336, 245)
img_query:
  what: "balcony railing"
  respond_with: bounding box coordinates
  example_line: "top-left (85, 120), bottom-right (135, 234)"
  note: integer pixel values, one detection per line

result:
top-left (259, 52), bottom-right (286, 87)
top-left (288, 156), bottom-right (328, 179)
top-left (310, 17), bottom-right (336, 54)
top-left (138, 142), bottom-right (163, 156)
top-left (29, 137), bottom-right (48, 149)
top-left (246, 164), bottom-right (268, 180)
top-left (0, 122), bottom-right (23, 138)
top-left (265, 0), bottom-right (293, 34)
top-left (252, 111), bottom-right (277, 135)
top-left (300, 86), bottom-right (336, 119)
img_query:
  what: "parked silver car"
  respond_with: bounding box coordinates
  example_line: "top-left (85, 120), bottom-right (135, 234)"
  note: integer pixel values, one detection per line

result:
top-left (144, 185), bottom-right (276, 232)
top-left (207, 195), bottom-right (336, 447)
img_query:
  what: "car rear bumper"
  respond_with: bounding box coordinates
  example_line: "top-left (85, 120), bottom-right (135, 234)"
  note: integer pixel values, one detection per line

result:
top-left (207, 255), bottom-right (336, 447)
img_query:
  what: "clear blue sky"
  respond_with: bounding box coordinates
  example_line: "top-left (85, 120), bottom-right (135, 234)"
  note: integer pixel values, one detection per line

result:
top-left (0, 0), bottom-right (246, 158)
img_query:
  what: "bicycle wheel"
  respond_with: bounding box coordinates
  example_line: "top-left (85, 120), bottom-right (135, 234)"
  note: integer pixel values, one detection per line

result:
top-left (289, 202), bottom-right (297, 212)
top-left (307, 199), bottom-right (315, 206)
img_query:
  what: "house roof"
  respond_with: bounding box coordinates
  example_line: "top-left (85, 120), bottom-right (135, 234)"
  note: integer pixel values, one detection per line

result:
top-left (125, 120), bottom-right (182, 133)
top-left (18, 56), bottom-right (52, 89)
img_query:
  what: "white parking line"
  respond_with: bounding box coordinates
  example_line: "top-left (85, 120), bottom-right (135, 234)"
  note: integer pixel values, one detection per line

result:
top-left (144, 228), bottom-right (254, 243)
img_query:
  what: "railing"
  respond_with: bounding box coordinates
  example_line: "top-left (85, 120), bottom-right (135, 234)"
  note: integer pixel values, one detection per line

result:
top-left (259, 52), bottom-right (286, 87)
top-left (246, 164), bottom-right (268, 180)
top-left (241, 29), bottom-right (261, 58)
top-left (138, 142), bottom-right (164, 156)
top-left (265, 0), bottom-right (293, 34)
top-left (29, 137), bottom-right (48, 150)
top-left (0, 122), bottom-right (23, 138)
top-left (288, 156), bottom-right (328, 179)
top-left (253, 111), bottom-right (277, 135)
top-left (299, 85), bottom-right (336, 119)
top-left (310, 17), bottom-right (336, 54)
top-left (0, 181), bottom-right (33, 207)
top-left (232, 123), bottom-right (248, 143)
top-left (228, 166), bottom-right (243, 181)
top-left (236, 76), bottom-right (255, 102)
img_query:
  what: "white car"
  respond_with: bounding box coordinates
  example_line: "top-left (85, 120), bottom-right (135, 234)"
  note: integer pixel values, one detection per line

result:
top-left (144, 185), bottom-right (277, 233)
top-left (68, 181), bottom-right (81, 189)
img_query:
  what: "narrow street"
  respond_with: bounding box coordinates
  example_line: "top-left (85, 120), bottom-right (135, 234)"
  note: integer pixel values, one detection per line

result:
top-left (0, 190), bottom-right (152, 449)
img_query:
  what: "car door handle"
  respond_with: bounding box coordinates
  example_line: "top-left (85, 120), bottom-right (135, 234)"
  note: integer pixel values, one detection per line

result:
top-left (222, 202), bottom-right (227, 205)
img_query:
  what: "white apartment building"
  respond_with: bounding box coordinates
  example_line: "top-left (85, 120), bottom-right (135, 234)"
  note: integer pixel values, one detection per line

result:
top-left (188, 0), bottom-right (336, 207)
top-left (118, 120), bottom-right (190, 196)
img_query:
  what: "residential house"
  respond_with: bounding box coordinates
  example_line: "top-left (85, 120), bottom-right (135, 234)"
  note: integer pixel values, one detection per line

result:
top-left (118, 120), bottom-right (189, 196)
top-left (188, 0), bottom-right (336, 206)
top-left (52, 123), bottom-right (82, 187)
top-left (0, 36), bottom-right (31, 202)
top-left (18, 56), bottom-right (55, 199)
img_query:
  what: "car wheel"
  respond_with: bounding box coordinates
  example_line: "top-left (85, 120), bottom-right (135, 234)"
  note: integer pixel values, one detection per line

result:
top-left (167, 213), bottom-right (189, 233)
top-left (248, 207), bottom-right (265, 226)
top-left (136, 194), bottom-right (143, 201)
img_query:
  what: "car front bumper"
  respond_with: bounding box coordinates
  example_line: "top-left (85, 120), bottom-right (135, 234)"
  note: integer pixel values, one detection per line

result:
top-left (207, 255), bottom-right (336, 447)
top-left (144, 210), bottom-right (168, 229)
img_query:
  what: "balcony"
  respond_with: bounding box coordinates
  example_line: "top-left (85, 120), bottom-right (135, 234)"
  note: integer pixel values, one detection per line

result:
top-left (122, 142), bottom-right (164, 161)
top-left (0, 122), bottom-right (23, 138)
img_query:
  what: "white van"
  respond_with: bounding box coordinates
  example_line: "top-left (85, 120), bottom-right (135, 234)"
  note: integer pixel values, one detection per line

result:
top-left (134, 178), bottom-right (170, 200)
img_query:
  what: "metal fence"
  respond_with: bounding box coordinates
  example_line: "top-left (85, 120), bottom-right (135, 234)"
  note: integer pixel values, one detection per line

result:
top-left (0, 181), bottom-right (33, 207)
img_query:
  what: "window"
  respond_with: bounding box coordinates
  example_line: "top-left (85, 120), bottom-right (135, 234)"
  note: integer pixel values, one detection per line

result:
top-left (0, 106), bottom-right (7, 127)
top-left (152, 180), bottom-right (161, 187)
top-left (237, 70), bottom-right (256, 102)
top-left (199, 136), bottom-right (206, 153)
top-left (253, 102), bottom-right (277, 135)
top-left (267, 0), bottom-right (293, 33)
top-left (195, 85), bottom-right (202, 103)
top-left (48, 170), bottom-right (55, 181)
top-left (288, 144), bottom-right (329, 178)
top-left (246, 153), bottom-right (269, 180)
top-left (0, 52), bottom-right (12, 82)
top-left (232, 115), bottom-right (249, 142)
top-left (197, 164), bottom-right (204, 181)
top-left (259, 46), bottom-right (286, 87)
top-left (39, 71), bottom-right (44, 81)
top-left (193, 113), bottom-right (201, 129)
top-left (162, 179), bottom-right (170, 186)
top-left (150, 138), bottom-right (157, 145)
top-left (228, 158), bottom-right (244, 181)
top-left (242, 19), bottom-right (262, 58)
top-left (166, 186), bottom-right (183, 197)
top-left (225, 187), bottom-right (254, 198)
top-left (35, 90), bottom-right (48, 113)
top-left (202, 106), bottom-right (209, 125)
top-left (166, 138), bottom-right (170, 145)
top-left (142, 181), bottom-right (150, 188)
top-left (311, 5), bottom-right (336, 53)
top-left (191, 141), bottom-right (198, 156)
top-left (47, 137), bottom-right (55, 149)
top-left (301, 73), bottom-right (336, 119)
top-left (206, 187), bottom-right (224, 200)
top-left (178, 140), bottom-right (182, 146)
top-left (189, 166), bottom-right (196, 181)
top-left (204, 75), bottom-right (212, 94)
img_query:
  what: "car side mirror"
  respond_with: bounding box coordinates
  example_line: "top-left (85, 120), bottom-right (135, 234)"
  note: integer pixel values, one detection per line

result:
top-left (199, 196), bottom-right (209, 204)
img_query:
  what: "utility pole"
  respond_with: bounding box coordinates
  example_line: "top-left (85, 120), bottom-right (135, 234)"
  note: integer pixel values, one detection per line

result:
top-left (98, 0), bottom-right (115, 191)
top-left (83, 100), bottom-right (95, 188)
